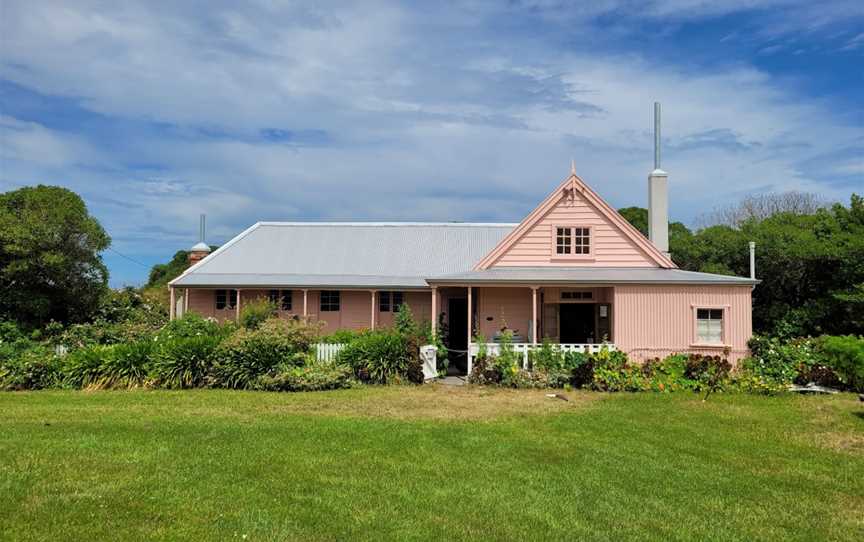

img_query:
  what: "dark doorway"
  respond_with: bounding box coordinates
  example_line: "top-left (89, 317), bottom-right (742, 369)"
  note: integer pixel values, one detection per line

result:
top-left (448, 298), bottom-right (468, 374)
top-left (559, 303), bottom-right (596, 343)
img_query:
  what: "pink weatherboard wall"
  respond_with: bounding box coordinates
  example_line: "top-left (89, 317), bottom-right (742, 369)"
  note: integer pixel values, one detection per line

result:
top-left (613, 284), bottom-right (753, 364)
top-left (184, 288), bottom-right (434, 332)
top-left (476, 287), bottom-right (534, 340)
top-left (486, 180), bottom-right (657, 268)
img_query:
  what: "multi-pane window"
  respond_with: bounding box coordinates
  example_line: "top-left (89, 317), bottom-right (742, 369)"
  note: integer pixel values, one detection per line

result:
top-left (269, 290), bottom-right (292, 311)
top-left (561, 291), bottom-right (593, 300)
top-left (379, 291), bottom-right (405, 312)
top-left (320, 290), bottom-right (340, 312)
top-left (555, 227), bottom-right (590, 255)
top-left (555, 227), bottom-right (572, 254)
top-left (215, 289), bottom-right (237, 310)
top-left (696, 308), bottom-right (724, 344)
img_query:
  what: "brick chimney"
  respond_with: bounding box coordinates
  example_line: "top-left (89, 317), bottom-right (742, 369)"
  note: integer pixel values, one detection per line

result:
top-left (188, 214), bottom-right (211, 264)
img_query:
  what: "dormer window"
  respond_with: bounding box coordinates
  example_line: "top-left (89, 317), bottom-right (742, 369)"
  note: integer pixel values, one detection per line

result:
top-left (555, 227), bottom-right (590, 255)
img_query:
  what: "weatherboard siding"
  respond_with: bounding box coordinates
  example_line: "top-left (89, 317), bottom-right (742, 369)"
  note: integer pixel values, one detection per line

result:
top-left (613, 284), bottom-right (753, 364)
top-left (491, 190), bottom-right (656, 268)
top-left (476, 287), bottom-right (534, 340)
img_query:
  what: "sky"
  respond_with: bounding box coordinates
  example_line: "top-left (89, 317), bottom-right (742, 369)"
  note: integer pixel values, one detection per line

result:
top-left (1, 1), bottom-right (862, 287)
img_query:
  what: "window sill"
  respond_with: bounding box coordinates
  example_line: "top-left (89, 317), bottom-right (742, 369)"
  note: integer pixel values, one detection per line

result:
top-left (550, 256), bottom-right (596, 263)
top-left (689, 343), bottom-right (729, 349)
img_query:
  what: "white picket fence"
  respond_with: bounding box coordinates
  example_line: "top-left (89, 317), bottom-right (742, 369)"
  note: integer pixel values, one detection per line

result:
top-left (315, 343), bottom-right (346, 362)
top-left (468, 343), bottom-right (616, 374)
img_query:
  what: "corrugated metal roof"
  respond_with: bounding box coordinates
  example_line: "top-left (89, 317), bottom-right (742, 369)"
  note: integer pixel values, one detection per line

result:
top-left (428, 267), bottom-right (758, 285)
top-left (171, 222), bottom-right (516, 288)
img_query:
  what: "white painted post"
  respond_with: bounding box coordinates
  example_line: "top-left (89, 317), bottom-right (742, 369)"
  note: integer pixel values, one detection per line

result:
top-left (184, 289), bottom-right (189, 314)
top-left (431, 287), bottom-right (438, 335)
top-left (235, 289), bottom-right (241, 321)
top-left (467, 286), bottom-right (473, 375)
top-left (531, 286), bottom-right (538, 345)
top-left (370, 290), bottom-right (376, 330)
top-left (169, 287), bottom-right (175, 320)
top-left (303, 289), bottom-right (308, 317)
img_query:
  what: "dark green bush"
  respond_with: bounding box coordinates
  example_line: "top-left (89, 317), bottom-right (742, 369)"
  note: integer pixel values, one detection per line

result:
top-left (254, 363), bottom-right (355, 392)
top-left (319, 328), bottom-right (366, 344)
top-left (98, 341), bottom-right (154, 388)
top-left (239, 299), bottom-right (277, 330)
top-left (156, 313), bottom-right (231, 342)
top-left (63, 344), bottom-right (113, 388)
top-left (337, 329), bottom-right (422, 384)
top-left (213, 318), bottom-right (315, 389)
top-left (818, 335), bottom-right (864, 392)
top-left (150, 335), bottom-right (221, 389)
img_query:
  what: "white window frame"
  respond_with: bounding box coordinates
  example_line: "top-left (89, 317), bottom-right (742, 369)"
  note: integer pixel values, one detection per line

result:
top-left (692, 305), bottom-right (727, 346)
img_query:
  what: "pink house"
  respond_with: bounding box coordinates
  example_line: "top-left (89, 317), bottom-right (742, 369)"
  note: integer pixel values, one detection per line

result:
top-left (169, 163), bottom-right (757, 373)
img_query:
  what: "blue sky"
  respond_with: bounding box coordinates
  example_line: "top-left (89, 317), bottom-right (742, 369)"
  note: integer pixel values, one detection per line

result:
top-left (1, 1), bottom-right (862, 287)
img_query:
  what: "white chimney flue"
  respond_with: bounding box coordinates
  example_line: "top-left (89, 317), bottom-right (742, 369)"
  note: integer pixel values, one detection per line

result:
top-left (648, 102), bottom-right (669, 255)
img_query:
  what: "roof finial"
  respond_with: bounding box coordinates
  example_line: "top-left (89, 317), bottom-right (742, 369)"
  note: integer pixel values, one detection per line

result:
top-left (570, 158), bottom-right (576, 175)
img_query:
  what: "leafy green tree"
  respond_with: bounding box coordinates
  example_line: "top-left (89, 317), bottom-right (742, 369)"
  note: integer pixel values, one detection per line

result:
top-left (0, 185), bottom-right (110, 326)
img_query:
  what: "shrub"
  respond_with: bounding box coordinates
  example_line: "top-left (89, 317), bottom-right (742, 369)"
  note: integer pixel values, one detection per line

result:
top-left (818, 335), bottom-right (864, 392)
top-left (63, 344), bottom-right (114, 388)
top-left (337, 329), bottom-right (422, 384)
top-left (0, 348), bottom-right (64, 390)
top-left (589, 348), bottom-right (645, 391)
top-left (98, 341), bottom-right (154, 388)
top-left (685, 354), bottom-right (732, 398)
top-left (319, 328), bottom-right (366, 344)
top-left (743, 335), bottom-right (821, 385)
top-left (254, 362), bottom-right (355, 392)
top-left (150, 335), bottom-right (221, 389)
top-left (155, 313), bottom-right (231, 342)
top-left (213, 318), bottom-right (314, 389)
top-left (239, 299), bottom-right (277, 330)
top-left (530, 340), bottom-right (564, 372)
top-left (394, 303), bottom-right (419, 337)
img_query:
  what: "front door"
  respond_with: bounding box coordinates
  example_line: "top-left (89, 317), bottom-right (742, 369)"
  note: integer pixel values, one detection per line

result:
top-left (559, 303), bottom-right (596, 343)
top-left (448, 298), bottom-right (468, 375)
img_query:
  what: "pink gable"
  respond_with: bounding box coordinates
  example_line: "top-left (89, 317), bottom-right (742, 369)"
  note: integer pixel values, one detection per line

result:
top-left (476, 173), bottom-right (675, 269)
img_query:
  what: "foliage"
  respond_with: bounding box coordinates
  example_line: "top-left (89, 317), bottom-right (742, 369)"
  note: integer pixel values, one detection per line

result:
top-left (394, 303), bottom-right (419, 337)
top-left (62, 341), bottom-right (154, 389)
top-left (319, 328), bottom-right (366, 344)
top-left (739, 335), bottom-right (822, 392)
top-left (0, 347), bottom-right (64, 390)
top-left (156, 313), bottom-right (231, 342)
top-left (150, 335), bottom-right (222, 389)
top-left (818, 335), bottom-right (864, 392)
top-left (97, 341), bottom-right (154, 388)
top-left (54, 288), bottom-right (169, 350)
top-left (0, 185), bottom-right (111, 327)
top-left (213, 318), bottom-right (315, 389)
top-left (337, 329), bottom-right (422, 384)
top-left (239, 298), bottom-right (277, 330)
top-left (254, 362), bottom-right (355, 392)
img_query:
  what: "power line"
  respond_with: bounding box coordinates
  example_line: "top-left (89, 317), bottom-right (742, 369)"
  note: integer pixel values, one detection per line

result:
top-left (107, 246), bottom-right (150, 268)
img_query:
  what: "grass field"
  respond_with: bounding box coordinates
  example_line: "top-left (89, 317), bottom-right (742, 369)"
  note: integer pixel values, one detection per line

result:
top-left (1, 386), bottom-right (862, 541)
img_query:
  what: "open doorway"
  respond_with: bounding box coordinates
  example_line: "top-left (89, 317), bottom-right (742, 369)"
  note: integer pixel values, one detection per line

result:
top-left (447, 298), bottom-right (468, 375)
top-left (559, 303), bottom-right (596, 343)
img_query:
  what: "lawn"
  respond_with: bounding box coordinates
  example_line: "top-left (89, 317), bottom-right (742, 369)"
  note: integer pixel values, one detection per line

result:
top-left (1, 387), bottom-right (862, 541)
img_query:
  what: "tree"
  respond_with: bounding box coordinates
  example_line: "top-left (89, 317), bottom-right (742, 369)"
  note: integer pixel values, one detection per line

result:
top-left (0, 185), bottom-right (110, 327)
top-left (696, 191), bottom-right (828, 228)
top-left (616, 206), bottom-right (694, 259)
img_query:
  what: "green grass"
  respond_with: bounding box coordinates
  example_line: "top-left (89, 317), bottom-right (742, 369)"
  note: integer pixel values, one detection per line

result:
top-left (1, 387), bottom-right (862, 541)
